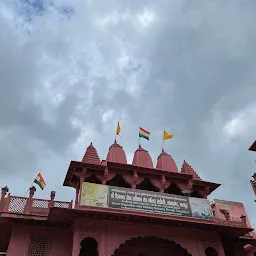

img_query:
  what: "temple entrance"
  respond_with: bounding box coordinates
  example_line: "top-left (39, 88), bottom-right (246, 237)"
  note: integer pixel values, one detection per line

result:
top-left (79, 237), bottom-right (98, 256)
top-left (112, 236), bottom-right (191, 256)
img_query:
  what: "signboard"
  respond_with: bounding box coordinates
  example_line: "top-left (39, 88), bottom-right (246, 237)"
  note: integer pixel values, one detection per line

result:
top-left (81, 182), bottom-right (214, 220)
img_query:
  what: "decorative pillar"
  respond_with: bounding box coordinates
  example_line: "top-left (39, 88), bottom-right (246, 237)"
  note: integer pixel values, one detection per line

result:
top-left (240, 215), bottom-right (247, 225)
top-left (102, 167), bottom-right (108, 185)
top-left (79, 169), bottom-right (87, 205)
top-left (132, 170), bottom-right (138, 189)
top-left (49, 191), bottom-right (56, 207)
top-left (75, 182), bottom-right (79, 208)
top-left (160, 175), bottom-right (166, 193)
top-left (1, 186), bottom-right (9, 201)
top-left (25, 186), bottom-right (36, 214)
top-left (29, 186), bottom-right (36, 198)
top-left (0, 186), bottom-right (9, 211)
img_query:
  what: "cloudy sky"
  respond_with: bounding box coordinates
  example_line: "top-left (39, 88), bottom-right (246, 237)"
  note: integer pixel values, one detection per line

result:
top-left (1, 0), bottom-right (256, 226)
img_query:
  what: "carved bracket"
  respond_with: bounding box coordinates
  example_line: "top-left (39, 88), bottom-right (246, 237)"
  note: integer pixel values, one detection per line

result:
top-left (160, 175), bottom-right (167, 192)
top-left (240, 215), bottom-right (247, 224)
top-left (197, 186), bottom-right (211, 199)
top-left (220, 209), bottom-right (230, 220)
top-left (101, 167), bottom-right (109, 185)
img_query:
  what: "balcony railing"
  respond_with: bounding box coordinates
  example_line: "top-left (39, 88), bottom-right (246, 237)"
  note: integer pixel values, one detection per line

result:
top-left (0, 186), bottom-right (72, 217)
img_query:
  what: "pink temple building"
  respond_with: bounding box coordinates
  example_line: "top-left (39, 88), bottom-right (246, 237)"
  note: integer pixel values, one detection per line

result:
top-left (1, 140), bottom-right (256, 256)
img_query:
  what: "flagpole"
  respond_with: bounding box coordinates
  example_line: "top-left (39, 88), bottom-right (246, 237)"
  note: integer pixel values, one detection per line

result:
top-left (162, 138), bottom-right (165, 151)
top-left (24, 180), bottom-right (35, 197)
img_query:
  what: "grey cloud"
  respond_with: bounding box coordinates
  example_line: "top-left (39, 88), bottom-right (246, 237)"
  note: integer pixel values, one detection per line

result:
top-left (1, 0), bottom-right (256, 226)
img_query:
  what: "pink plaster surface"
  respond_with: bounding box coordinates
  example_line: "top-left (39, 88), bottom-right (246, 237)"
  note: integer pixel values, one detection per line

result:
top-left (48, 229), bottom-right (72, 256)
top-left (6, 226), bottom-right (72, 256)
top-left (156, 149), bottom-right (178, 173)
top-left (7, 226), bottom-right (30, 256)
top-left (72, 218), bottom-right (226, 256)
top-left (212, 199), bottom-right (251, 226)
top-left (181, 160), bottom-right (202, 180)
top-left (106, 140), bottom-right (127, 164)
top-left (132, 145), bottom-right (154, 168)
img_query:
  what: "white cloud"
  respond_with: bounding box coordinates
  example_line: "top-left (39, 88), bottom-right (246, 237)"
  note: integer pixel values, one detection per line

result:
top-left (137, 7), bottom-right (155, 28)
top-left (2, 0), bottom-right (256, 230)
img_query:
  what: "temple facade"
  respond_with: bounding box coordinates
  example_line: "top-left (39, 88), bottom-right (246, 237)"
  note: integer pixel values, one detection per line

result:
top-left (0, 140), bottom-right (256, 256)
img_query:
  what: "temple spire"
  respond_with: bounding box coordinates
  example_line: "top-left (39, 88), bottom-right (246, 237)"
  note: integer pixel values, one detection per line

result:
top-left (82, 143), bottom-right (101, 164)
top-left (181, 160), bottom-right (202, 180)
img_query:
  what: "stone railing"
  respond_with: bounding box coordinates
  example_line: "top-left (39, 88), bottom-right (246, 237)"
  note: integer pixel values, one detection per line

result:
top-left (0, 186), bottom-right (72, 217)
top-left (213, 216), bottom-right (248, 228)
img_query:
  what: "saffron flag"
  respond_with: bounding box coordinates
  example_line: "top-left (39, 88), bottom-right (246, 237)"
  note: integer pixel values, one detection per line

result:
top-left (139, 127), bottom-right (150, 140)
top-left (163, 130), bottom-right (173, 140)
top-left (116, 121), bottom-right (121, 136)
top-left (34, 173), bottom-right (46, 190)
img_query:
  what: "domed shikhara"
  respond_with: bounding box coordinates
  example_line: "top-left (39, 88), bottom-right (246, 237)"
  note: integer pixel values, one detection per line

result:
top-left (82, 143), bottom-right (101, 165)
top-left (181, 160), bottom-right (202, 180)
top-left (106, 140), bottom-right (127, 164)
top-left (156, 149), bottom-right (178, 173)
top-left (132, 145), bottom-right (154, 168)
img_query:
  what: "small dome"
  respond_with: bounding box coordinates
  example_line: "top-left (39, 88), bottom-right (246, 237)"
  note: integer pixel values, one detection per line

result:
top-left (132, 145), bottom-right (153, 168)
top-left (106, 140), bottom-right (127, 164)
top-left (156, 149), bottom-right (178, 172)
top-left (82, 142), bottom-right (101, 165)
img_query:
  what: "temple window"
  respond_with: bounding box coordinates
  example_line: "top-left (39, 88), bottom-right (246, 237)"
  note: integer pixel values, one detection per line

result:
top-left (79, 237), bottom-right (98, 256)
top-left (164, 183), bottom-right (182, 195)
top-left (205, 247), bottom-right (218, 256)
top-left (136, 178), bottom-right (158, 192)
top-left (107, 174), bottom-right (131, 188)
top-left (27, 235), bottom-right (48, 256)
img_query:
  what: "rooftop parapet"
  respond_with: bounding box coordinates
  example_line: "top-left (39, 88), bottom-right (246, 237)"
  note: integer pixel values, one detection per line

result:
top-left (0, 186), bottom-right (72, 217)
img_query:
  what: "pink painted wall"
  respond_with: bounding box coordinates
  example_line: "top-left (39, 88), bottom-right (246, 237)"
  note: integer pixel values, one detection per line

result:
top-left (7, 226), bottom-right (30, 256)
top-left (213, 199), bottom-right (251, 226)
top-left (71, 217), bottom-right (226, 256)
top-left (48, 229), bottom-right (72, 256)
top-left (6, 225), bottom-right (72, 256)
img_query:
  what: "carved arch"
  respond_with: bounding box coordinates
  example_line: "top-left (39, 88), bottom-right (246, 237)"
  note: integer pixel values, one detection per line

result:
top-left (79, 237), bottom-right (98, 256)
top-left (112, 236), bottom-right (192, 256)
top-left (107, 174), bottom-right (131, 188)
top-left (164, 182), bottom-right (183, 195)
top-left (84, 174), bottom-right (101, 184)
top-left (136, 178), bottom-right (159, 192)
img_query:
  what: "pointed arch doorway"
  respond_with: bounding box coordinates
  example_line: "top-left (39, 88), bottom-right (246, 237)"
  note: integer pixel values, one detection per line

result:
top-left (112, 236), bottom-right (192, 256)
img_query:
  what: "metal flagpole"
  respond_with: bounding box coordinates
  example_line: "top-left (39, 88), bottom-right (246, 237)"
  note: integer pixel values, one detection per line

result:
top-left (162, 138), bottom-right (165, 151)
top-left (24, 180), bottom-right (35, 197)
